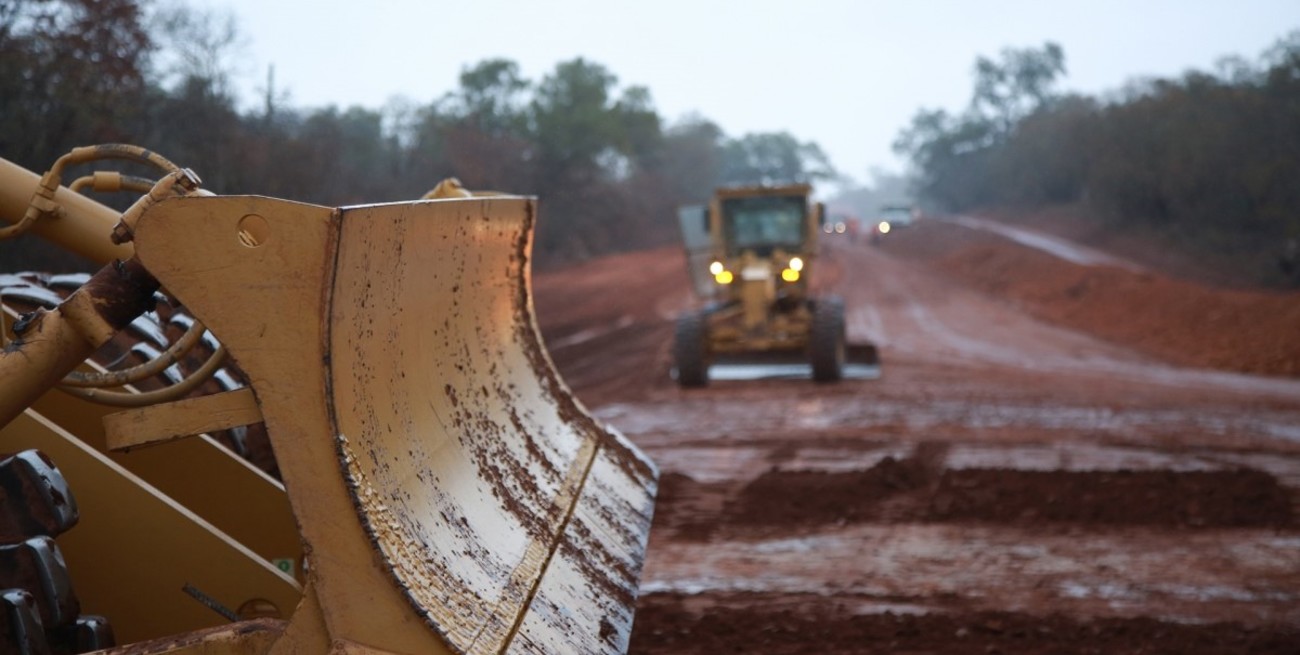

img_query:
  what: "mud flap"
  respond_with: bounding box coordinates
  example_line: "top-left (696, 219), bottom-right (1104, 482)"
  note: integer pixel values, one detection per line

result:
top-left (132, 195), bottom-right (658, 654)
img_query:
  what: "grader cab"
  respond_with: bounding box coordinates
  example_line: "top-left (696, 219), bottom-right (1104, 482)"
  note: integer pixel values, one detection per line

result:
top-left (674, 184), bottom-right (878, 386)
top-left (0, 146), bottom-right (657, 654)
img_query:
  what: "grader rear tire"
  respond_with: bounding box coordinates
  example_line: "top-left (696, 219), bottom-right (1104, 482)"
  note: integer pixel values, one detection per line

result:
top-left (674, 313), bottom-right (709, 388)
top-left (810, 298), bottom-right (846, 383)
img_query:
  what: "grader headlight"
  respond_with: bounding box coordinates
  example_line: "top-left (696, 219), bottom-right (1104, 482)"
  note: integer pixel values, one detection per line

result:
top-left (780, 268), bottom-right (800, 283)
top-left (788, 256), bottom-right (804, 272)
top-left (710, 260), bottom-right (734, 284)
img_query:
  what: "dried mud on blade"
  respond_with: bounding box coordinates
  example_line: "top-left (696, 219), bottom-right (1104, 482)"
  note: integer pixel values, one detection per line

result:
top-left (705, 342), bottom-right (881, 381)
top-left (133, 195), bottom-right (658, 654)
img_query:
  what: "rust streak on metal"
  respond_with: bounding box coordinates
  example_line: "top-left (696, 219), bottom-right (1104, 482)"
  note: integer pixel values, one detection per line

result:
top-left (474, 436), bottom-right (600, 654)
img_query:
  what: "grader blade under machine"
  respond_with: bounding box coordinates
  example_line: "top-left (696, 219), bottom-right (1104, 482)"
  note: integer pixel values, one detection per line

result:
top-left (0, 146), bottom-right (657, 654)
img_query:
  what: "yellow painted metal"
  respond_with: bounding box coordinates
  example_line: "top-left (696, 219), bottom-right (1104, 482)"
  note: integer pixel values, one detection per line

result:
top-left (0, 305), bottom-right (302, 578)
top-left (27, 385), bottom-right (302, 574)
top-left (0, 156), bottom-right (133, 264)
top-left (0, 410), bottom-right (301, 645)
top-left (0, 259), bottom-right (159, 427)
top-left (740, 273), bottom-right (770, 330)
top-left (268, 583), bottom-right (330, 655)
top-left (0, 152), bottom-right (304, 583)
top-left (421, 178), bottom-right (507, 200)
top-left (703, 184), bottom-right (820, 353)
top-left (94, 619), bottom-right (286, 655)
top-left (2, 304), bottom-right (300, 580)
top-left (420, 177), bottom-right (472, 199)
top-left (132, 195), bottom-right (657, 654)
top-left (103, 388), bottom-right (263, 451)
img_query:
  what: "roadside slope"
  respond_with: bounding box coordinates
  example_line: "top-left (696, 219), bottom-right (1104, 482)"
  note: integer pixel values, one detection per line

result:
top-left (879, 220), bottom-right (1300, 377)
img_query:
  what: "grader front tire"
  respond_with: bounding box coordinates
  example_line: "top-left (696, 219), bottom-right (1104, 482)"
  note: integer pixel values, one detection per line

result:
top-left (674, 313), bottom-right (709, 388)
top-left (810, 299), bottom-right (846, 383)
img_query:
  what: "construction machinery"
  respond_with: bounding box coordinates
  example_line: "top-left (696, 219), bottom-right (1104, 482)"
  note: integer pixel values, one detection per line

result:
top-left (674, 184), bottom-right (879, 386)
top-left (0, 145), bottom-right (657, 654)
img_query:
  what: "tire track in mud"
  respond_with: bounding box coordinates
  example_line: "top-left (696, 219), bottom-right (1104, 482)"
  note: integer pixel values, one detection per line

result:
top-left (638, 437), bottom-right (1300, 626)
top-left (531, 236), bottom-right (1300, 651)
top-left (828, 241), bottom-right (1300, 397)
top-left (630, 593), bottom-right (1300, 655)
top-left (835, 239), bottom-right (1159, 374)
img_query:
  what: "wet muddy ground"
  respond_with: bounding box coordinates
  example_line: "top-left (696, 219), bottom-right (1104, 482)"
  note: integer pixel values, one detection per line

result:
top-left (532, 220), bottom-right (1300, 652)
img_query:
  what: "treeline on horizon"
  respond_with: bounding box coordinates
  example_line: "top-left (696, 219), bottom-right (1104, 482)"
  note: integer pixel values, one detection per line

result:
top-left (895, 35), bottom-right (1300, 287)
top-left (6, 0), bottom-right (1297, 286)
top-left (0, 0), bottom-right (837, 270)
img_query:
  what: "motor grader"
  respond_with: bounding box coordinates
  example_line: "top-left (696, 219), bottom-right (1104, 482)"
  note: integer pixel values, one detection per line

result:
top-left (673, 183), bottom-right (878, 386)
top-left (0, 145), bottom-right (657, 654)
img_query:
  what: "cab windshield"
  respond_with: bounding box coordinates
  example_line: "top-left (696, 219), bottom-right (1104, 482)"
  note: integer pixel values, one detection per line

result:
top-left (721, 195), bottom-right (806, 254)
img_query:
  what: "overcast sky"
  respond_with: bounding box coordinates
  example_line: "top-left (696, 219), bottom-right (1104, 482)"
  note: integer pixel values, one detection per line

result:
top-left (205, 0), bottom-right (1298, 185)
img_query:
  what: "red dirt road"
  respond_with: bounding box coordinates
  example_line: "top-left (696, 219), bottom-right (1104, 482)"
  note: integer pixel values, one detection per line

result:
top-left (531, 220), bottom-right (1300, 653)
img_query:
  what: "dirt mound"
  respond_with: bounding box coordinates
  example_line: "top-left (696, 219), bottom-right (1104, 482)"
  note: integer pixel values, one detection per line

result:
top-left (929, 468), bottom-right (1293, 528)
top-left (730, 453), bottom-right (937, 526)
top-left (883, 222), bottom-right (1300, 376)
top-left (629, 593), bottom-right (1300, 655)
top-left (651, 448), bottom-right (1292, 536)
top-left (651, 472), bottom-right (725, 541)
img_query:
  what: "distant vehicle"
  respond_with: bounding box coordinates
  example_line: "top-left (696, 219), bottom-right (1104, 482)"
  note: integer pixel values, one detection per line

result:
top-left (872, 205), bottom-right (918, 243)
top-left (822, 220), bottom-right (848, 235)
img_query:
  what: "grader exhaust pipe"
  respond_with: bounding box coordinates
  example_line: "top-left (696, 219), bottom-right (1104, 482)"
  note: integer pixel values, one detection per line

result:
top-left (0, 151), bottom-right (657, 653)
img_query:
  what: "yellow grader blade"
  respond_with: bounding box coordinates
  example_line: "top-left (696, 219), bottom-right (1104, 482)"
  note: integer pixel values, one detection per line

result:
top-left (123, 194), bottom-right (657, 653)
top-left (1, 147), bottom-right (656, 652)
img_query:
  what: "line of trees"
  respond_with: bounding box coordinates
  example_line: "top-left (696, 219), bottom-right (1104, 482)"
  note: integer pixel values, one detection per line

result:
top-left (0, 0), bottom-right (837, 270)
top-left (894, 36), bottom-right (1300, 286)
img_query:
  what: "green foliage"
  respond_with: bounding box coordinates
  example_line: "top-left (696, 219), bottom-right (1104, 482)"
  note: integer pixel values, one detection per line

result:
top-left (0, 0), bottom-right (153, 169)
top-left (894, 35), bottom-right (1300, 285)
top-left (719, 131), bottom-right (837, 187)
top-left (450, 58), bottom-right (530, 136)
top-left (972, 42), bottom-right (1066, 135)
top-left (529, 58), bottom-right (622, 177)
top-left (660, 116), bottom-right (724, 203)
top-left (894, 42), bottom-right (1065, 210)
top-left (0, 0), bottom-right (841, 269)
